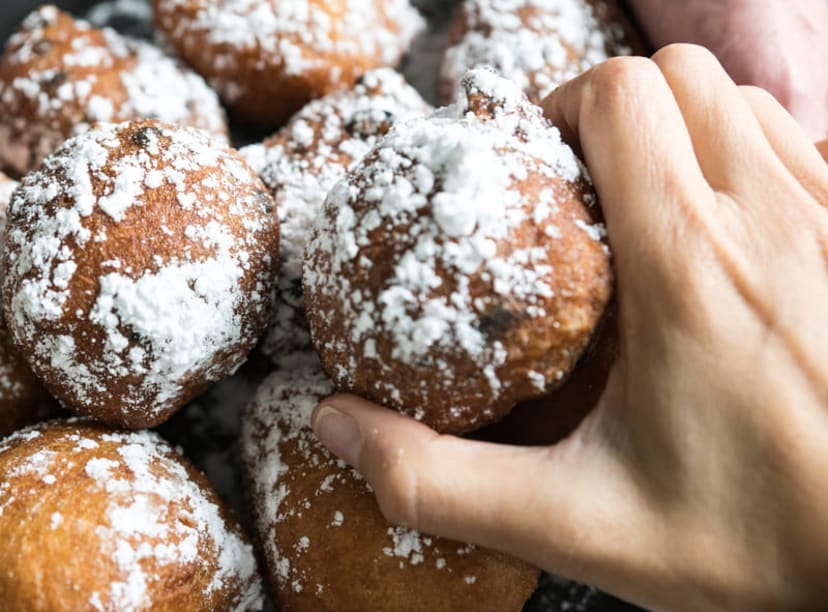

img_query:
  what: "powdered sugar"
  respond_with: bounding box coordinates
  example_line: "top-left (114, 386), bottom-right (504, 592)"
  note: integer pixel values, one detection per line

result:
top-left (155, 0), bottom-right (425, 105)
top-left (0, 421), bottom-right (262, 610)
top-left (241, 351), bottom-right (522, 601)
top-left (0, 7), bottom-right (227, 176)
top-left (441, 0), bottom-right (637, 103)
top-left (3, 121), bottom-right (277, 426)
top-left (240, 69), bottom-right (430, 364)
top-left (303, 68), bottom-right (607, 431)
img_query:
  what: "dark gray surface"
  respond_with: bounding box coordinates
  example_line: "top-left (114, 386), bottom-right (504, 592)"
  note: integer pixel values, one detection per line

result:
top-left (0, 2), bottom-right (644, 611)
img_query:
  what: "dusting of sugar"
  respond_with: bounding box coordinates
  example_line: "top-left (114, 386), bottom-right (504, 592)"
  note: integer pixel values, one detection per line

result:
top-left (3, 121), bottom-right (275, 422)
top-left (441, 0), bottom-right (636, 103)
top-left (155, 0), bottom-right (425, 106)
top-left (0, 7), bottom-right (227, 176)
top-left (240, 69), bottom-right (429, 364)
top-left (0, 422), bottom-right (263, 610)
top-left (303, 68), bottom-right (600, 426)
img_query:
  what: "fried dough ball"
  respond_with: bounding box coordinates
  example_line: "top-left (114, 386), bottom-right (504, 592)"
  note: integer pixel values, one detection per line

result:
top-left (440, 0), bottom-right (646, 105)
top-left (241, 353), bottom-right (539, 611)
top-left (0, 171), bottom-right (58, 437)
top-left (0, 6), bottom-right (228, 178)
top-left (2, 120), bottom-right (279, 429)
top-left (153, 0), bottom-right (425, 126)
top-left (304, 69), bottom-right (613, 434)
top-left (0, 419), bottom-right (263, 610)
top-left (240, 69), bottom-right (430, 365)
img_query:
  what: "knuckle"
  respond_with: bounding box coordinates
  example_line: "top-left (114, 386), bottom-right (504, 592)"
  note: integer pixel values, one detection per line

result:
top-left (587, 56), bottom-right (663, 108)
top-left (652, 42), bottom-right (719, 70)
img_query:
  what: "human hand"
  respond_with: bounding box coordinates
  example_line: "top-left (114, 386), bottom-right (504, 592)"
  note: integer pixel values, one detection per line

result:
top-left (309, 45), bottom-right (828, 610)
top-left (628, 0), bottom-right (828, 140)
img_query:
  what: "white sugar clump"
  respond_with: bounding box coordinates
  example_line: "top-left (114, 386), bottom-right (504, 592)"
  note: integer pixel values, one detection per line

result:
top-left (3, 121), bottom-right (275, 424)
top-left (0, 423), bottom-right (263, 610)
top-left (441, 0), bottom-right (635, 102)
top-left (240, 69), bottom-right (430, 364)
top-left (303, 67), bottom-right (601, 428)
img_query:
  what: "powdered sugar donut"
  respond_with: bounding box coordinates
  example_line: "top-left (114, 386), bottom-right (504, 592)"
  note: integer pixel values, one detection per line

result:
top-left (0, 419), bottom-right (263, 610)
top-left (0, 171), bottom-right (58, 437)
top-left (2, 120), bottom-right (279, 429)
top-left (240, 69), bottom-right (430, 365)
top-left (0, 6), bottom-right (228, 178)
top-left (153, 0), bottom-right (425, 126)
top-left (241, 352), bottom-right (539, 611)
top-left (303, 68), bottom-right (612, 434)
top-left (440, 0), bottom-right (645, 105)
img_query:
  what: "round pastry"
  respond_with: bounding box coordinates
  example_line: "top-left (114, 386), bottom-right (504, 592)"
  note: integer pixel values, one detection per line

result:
top-left (240, 69), bottom-right (430, 365)
top-left (2, 120), bottom-right (279, 429)
top-left (0, 171), bottom-right (58, 438)
top-left (0, 419), bottom-right (263, 610)
top-left (440, 0), bottom-right (646, 105)
top-left (0, 6), bottom-right (228, 178)
top-left (303, 68), bottom-right (613, 434)
top-left (241, 352), bottom-right (539, 611)
top-left (153, 0), bottom-right (425, 126)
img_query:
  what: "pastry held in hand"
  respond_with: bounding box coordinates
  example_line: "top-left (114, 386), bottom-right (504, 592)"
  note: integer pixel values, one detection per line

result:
top-left (0, 6), bottom-right (228, 178)
top-left (303, 68), bottom-right (612, 434)
top-left (2, 120), bottom-right (279, 429)
top-left (241, 69), bottom-right (430, 365)
top-left (153, 0), bottom-right (425, 126)
top-left (241, 352), bottom-right (539, 611)
top-left (0, 419), bottom-right (263, 610)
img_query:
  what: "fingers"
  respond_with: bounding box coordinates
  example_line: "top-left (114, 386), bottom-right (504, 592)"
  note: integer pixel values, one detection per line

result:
top-left (541, 55), bottom-right (713, 288)
top-left (738, 85), bottom-right (828, 205)
top-left (651, 44), bottom-right (784, 193)
top-left (310, 394), bottom-right (644, 586)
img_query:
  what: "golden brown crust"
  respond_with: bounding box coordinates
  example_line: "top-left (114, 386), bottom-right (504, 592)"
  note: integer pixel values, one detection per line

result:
top-left (152, 0), bottom-right (424, 126)
top-left (440, 0), bottom-right (648, 105)
top-left (0, 6), bottom-right (228, 178)
top-left (241, 353), bottom-right (539, 611)
top-left (0, 419), bottom-right (263, 611)
top-left (303, 69), bottom-right (612, 434)
top-left (2, 120), bottom-right (279, 429)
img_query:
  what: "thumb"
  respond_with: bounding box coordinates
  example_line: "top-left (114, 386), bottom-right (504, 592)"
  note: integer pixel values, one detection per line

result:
top-left (310, 394), bottom-right (645, 589)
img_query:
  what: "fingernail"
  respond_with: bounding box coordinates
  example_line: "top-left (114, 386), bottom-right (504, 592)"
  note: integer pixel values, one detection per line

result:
top-left (312, 405), bottom-right (362, 468)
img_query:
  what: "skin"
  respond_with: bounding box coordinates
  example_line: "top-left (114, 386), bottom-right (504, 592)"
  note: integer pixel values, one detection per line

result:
top-left (628, 0), bottom-right (828, 139)
top-left (310, 45), bottom-right (828, 611)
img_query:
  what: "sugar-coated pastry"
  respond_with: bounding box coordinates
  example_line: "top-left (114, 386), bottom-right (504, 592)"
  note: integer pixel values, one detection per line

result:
top-left (0, 419), bottom-right (263, 610)
top-left (0, 6), bottom-right (228, 178)
top-left (2, 120), bottom-right (279, 429)
top-left (440, 0), bottom-right (645, 105)
top-left (153, 0), bottom-right (425, 126)
top-left (0, 170), bottom-right (58, 437)
top-left (240, 69), bottom-right (430, 364)
top-left (303, 68), bottom-right (612, 434)
top-left (241, 352), bottom-right (540, 611)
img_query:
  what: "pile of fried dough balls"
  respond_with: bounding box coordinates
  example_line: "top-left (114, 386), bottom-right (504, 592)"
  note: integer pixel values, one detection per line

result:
top-left (0, 0), bottom-right (642, 609)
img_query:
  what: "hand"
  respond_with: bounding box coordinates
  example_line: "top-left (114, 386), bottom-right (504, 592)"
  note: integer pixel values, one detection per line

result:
top-left (310, 45), bottom-right (828, 610)
top-left (628, 0), bottom-right (828, 140)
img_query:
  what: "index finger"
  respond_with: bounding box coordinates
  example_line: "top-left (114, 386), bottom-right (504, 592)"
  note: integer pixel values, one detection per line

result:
top-left (541, 57), bottom-right (714, 281)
